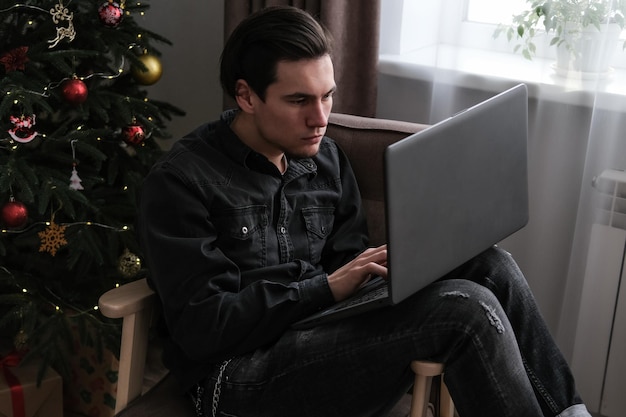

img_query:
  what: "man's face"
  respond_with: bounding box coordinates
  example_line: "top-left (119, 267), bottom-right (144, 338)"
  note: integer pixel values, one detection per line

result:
top-left (246, 55), bottom-right (336, 161)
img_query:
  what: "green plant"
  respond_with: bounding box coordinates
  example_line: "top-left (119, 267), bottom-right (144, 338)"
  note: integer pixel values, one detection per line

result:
top-left (494, 0), bottom-right (626, 60)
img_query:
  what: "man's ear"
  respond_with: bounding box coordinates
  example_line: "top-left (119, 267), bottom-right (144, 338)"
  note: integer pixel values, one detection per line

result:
top-left (234, 79), bottom-right (254, 113)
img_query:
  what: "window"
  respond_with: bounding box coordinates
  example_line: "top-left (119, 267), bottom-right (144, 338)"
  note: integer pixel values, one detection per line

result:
top-left (380, 0), bottom-right (626, 68)
top-left (379, 0), bottom-right (535, 55)
top-left (378, 0), bottom-right (626, 110)
top-left (466, 0), bottom-right (529, 24)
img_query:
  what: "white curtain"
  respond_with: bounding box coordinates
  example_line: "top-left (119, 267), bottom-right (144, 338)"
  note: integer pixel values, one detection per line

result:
top-left (377, 1), bottom-right (626, 414)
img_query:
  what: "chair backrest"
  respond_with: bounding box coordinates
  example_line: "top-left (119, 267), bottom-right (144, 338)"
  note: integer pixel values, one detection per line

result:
top-left (326, 113), bottom-right (429, 246)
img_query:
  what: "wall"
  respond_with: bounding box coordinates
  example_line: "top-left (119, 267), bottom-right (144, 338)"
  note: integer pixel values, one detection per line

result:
top-left (140, 1), bottom-right (225, 147)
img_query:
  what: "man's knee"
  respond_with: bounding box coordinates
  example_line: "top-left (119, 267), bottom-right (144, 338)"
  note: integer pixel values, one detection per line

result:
top-left (479, 246), bottom-right (527, 288)
top-left (437, 280), bottom-right (509, 335)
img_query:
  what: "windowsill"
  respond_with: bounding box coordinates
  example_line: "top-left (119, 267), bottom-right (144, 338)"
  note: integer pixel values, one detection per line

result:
top-left (379, 44), bottom-right (626, 111)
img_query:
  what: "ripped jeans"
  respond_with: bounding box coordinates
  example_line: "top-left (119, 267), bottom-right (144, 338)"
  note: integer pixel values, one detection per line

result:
top-left (200, 247), bottom-right (590, 417)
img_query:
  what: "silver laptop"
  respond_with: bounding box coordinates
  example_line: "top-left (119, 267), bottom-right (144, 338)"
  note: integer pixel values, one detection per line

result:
top-left (292, 83), bottom-right (529, 329)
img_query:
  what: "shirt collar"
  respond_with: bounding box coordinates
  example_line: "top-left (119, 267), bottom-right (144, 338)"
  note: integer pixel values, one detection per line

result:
top-left (215, 110), bottom-right (318, 179)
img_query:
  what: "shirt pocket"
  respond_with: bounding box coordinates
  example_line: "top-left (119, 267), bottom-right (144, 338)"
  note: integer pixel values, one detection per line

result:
top-left (213, 205), bottom-right (268, 270)
top-left (301, 206), bottom-right (335, 265)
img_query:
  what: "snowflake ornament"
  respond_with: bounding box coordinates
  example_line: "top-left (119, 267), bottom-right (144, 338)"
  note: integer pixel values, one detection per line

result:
top-left (38, 221), bottom-right (68, 256)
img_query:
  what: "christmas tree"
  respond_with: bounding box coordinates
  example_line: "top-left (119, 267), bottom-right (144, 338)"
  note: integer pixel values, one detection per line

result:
top-left (0, 0), bottom-right (183, 377)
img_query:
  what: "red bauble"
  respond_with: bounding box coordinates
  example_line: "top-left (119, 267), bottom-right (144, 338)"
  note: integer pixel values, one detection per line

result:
top-left (98, 1), bottom-right (123, 27)
top-left (1, 200), bottom-right (28, 229)
top-left (122, 123), bottom-right (146, 145)
top-left (62, 79), bottom-right (88, 105)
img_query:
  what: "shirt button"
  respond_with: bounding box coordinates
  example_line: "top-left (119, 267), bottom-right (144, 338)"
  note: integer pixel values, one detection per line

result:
top-left (241, 226), bottom-right (248, 234)
top-left (280, 226), bottom-right (286, 234)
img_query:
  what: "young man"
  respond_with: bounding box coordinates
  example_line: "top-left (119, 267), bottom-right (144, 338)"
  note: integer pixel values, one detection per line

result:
top-left (138, 6), bottom-right (591, 417)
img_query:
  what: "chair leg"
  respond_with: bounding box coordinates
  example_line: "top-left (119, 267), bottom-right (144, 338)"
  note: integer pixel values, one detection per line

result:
top-left (410, 361), bottom-right (456, 417)
top-left (410, 361), bottom-right (443, 417)
top-left (439, 375), bottom-right (455, 417)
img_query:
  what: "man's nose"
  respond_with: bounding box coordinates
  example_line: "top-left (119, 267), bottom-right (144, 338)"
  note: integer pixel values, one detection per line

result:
top-left (308, 100), bottom-right (330, 128)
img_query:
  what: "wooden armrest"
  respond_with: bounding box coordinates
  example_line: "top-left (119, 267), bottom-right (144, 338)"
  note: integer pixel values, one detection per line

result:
top-left (98, 278), bottom-right (156, 413)
top-left (99, 278), bottom-right (155, 319)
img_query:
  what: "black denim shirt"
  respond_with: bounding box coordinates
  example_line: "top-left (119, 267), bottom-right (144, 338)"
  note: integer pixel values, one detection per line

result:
top-left (137, 110), bottom-right (369, 390)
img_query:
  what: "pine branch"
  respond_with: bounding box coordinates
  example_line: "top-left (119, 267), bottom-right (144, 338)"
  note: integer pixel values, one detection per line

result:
top-left (0, 0), bottom-right (180, 385)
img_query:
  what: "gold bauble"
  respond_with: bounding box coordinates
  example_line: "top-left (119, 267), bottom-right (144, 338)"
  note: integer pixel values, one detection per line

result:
top-left (118, 248), bottom-right (142, 279)
top-left (131, 53), bottom-right (163, 85)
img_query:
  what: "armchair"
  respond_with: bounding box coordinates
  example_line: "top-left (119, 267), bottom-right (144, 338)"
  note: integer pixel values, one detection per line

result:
top-left (99, 113), bottom-right (454, 417)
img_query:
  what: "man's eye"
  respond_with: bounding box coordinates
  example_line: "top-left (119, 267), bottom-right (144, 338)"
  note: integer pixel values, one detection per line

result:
top-left (291, 98), bottom-right (306, 104)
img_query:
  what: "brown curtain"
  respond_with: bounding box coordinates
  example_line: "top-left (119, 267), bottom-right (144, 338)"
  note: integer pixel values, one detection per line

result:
top-left (223, 0), bottom-right (381, 117)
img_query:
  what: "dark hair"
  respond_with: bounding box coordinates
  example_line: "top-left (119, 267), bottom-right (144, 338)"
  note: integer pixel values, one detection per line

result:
top-left (220, 6), bottom-right (333, 102)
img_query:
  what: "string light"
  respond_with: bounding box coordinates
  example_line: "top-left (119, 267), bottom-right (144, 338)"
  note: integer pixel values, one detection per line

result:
top-left (2, 132), bottom-right (129, 146)
top-left (0, 4), bottom-right (48, 13)
top-left (13, 56), bottom-right (128, 99)
top-left (80, 56), bottom-right (125, 81)
top-left (1, 220), bottom-right (130, 234)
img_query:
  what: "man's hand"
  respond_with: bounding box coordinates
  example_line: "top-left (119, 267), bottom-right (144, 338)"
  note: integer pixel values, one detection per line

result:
top-left (327, 244), bottom-right (388, 301)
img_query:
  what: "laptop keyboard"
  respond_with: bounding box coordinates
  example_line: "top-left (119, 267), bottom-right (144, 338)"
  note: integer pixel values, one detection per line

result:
top-left (343, 284), bottom-right (388, 308)
top-left (333, 277), bottom-right (388, 310)
top-left (291, 276), bottom-right (389, 329)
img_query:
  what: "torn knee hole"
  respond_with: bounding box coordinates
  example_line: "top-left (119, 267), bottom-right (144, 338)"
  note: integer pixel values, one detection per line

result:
top-left (439, 291), bottom-right (470, 299)
top-left (479, 301), bottom-right (505, 334)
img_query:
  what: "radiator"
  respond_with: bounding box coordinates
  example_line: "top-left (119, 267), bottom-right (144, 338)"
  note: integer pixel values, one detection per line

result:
top-left (571, 169), bottom-right (626, 417)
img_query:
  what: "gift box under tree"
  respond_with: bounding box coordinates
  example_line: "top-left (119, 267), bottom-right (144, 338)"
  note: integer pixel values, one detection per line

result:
top-left (0, 351), bottom-right (63, 417)
top-left (61, 318), bottom-right (120, 417)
